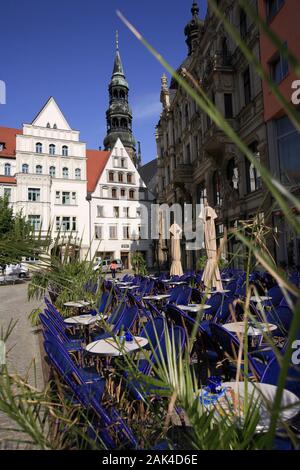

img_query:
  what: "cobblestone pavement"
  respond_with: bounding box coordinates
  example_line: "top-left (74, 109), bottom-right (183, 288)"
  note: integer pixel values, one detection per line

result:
top-left (0, 281), bottom-right (44, 448)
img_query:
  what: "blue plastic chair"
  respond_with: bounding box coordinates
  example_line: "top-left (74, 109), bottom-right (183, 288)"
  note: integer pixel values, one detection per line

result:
top-left (40, 312), bottom-right (83, 352)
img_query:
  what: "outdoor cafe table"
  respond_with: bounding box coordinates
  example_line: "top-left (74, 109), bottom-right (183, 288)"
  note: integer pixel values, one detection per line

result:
top-left (219, 381), bottom-right (300, 432)
top-left (250, 296), bottom-right (272, 303)
top-left (118, 285), bottom-right (139, 290)
top-left (143, 294), bottom-right (171, 302)
top-left (177, 304), bottom-right (211, 314)
top-left (205, 289), bottom-right (231, 295)
top-left (63, 300), bottom-right (92, 314)
top-left (223, 321), bottom-right (277, 349)
top-left (223, 321), bottom-right (277, 335)
top-left (64, 313), bottom-right (108, 343)
top-left (85, 336), bottom-right (148, 357)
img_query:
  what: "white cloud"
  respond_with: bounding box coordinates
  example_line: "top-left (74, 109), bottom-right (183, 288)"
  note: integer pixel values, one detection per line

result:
top-left (132, 93), bottom-right (161, 120)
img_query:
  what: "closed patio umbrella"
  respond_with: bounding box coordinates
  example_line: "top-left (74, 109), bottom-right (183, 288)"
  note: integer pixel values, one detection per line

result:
top-left (199, 205), bottom-right (223, 291)
top-left (169, 223), bottom-right (183, 277)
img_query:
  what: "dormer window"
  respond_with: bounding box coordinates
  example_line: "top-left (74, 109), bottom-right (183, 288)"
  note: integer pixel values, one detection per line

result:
top-left (0, 142), bottom-right (5, 152)
top-left (62, 145), bottom-right (68, 156)
top-left (36, 142), bottom-right (43, 154)
top-left (49, 144), bottom-right (55, 155)
top-left (53, 124), bottom-right (57, 129)
top-left (46, 123), bottom-right (51, 128)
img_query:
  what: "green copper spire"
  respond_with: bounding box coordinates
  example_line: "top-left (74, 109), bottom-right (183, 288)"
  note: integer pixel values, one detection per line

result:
top-left (103, 32), bottom-right (137, 165)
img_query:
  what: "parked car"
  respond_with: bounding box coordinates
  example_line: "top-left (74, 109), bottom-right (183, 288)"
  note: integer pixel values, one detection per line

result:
top-left (4, 263), bottom-right (30, 279)
top-left (93, 259), bottom-right (124, 273)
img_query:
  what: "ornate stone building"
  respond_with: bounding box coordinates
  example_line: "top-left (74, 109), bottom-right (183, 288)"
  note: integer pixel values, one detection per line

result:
top-left (156, 0), bottom-right (268, 270)
top-left (103, 32), bottom-right (140, 167)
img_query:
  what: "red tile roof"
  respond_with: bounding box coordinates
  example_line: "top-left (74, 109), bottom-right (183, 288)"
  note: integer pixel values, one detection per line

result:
top-left (86, 149), bottom-right (110, 193)
top-left (0, 176), bottom-right (16, 184)
top-left (0, 127), bottom-right (22, 158)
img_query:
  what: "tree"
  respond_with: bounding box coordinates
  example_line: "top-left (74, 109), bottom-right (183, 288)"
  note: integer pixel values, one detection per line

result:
top-left (0, 195), bottom-right (14, 238)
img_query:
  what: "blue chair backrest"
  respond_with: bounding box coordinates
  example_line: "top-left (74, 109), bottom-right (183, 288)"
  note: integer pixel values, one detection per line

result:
top-left (205, 292), bottom-right (223, 314)
top-left (107, 302), bottom-right (126, 326)
top-left (176, 287), bottom-right (192, 306)
top-left (261, 355), bottom-right (300, 398)
top-left (151, 325), bottom-right (186, 367)
top-left (116, 305), bottom-right (138, 333)
top-left (225, 281), bottom-right (237, 297)
top-left (266, 306), bottom-right (293, 335)
top-left (98, 291), bottom-right (111, 313)
top-left (140, 316), bottom-right (166, 350)
top-left (168, 286), bottom-right (182, 303)
top-left (40, 312), bottom-right (69, 342)
top-left (267, 286), bottom-right (284, 307)
top-left (213, 298), bottom-right (233, 324)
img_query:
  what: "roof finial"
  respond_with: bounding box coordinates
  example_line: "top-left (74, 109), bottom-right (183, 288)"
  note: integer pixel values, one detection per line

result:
top-left (116, 30), bottom-right (119, 50)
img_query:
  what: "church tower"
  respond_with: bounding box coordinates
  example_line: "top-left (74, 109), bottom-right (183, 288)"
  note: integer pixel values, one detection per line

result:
top-left (103, 32), bottom-right (138, 166)
top-left (184, 1), bottom-right (203, 56)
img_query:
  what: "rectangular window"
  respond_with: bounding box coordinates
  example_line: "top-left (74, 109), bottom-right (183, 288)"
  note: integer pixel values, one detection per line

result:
top-left (72, 192), bottom-right (76, 204)
top-left (61, 217), bottom-right (71, 231)
top-left (120, 189), bottom-right (126, 198)
top-left (266, 0), bottom-right (285, 22)
top-left (243, 67), bottom-right (251, 106)
top-left (72, 217), bottom-right (76, 231)
top-left (28, 215), bottom-right (41, 231)
top-left (246, 142), bottom-right (262, 193)
top-left (186, 144), bottom-right (191, 164)
top-left (123, 226), bottom-right (130, 240)
top-left (109, 225), bottom-right (117, 239)
top-left (28, 188), bottom-right (40, 202)
top-left (97, 206), bottom-right (104, 217)
top-left (224, 94), bottom-right (233, 118)
top-left (269, 46), bottom-right (289, 84)
top-left (124, 207), bottom-right (129, 218)
top-left (95, 225), bottom-right (103, 240)
top-left (55, 191), bottom-right (60, 203)
top-left (4, 188), bottom-right (11, 201)
top-left (240, 9), bottom-right (247, 39)
top-left (113, 206), bottom-right (119, 218)
top-left (277, 115), bottom-right (300, 185)
top-left (62, 191), bottom-right (70, 205)
top-left (55, 216), bottom-right (60, 231)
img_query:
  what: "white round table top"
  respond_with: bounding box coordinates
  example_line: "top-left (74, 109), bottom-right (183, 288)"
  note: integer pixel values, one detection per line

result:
top-left (64, 314), bottom-right (107, 325)
top-left (143, 294), bottom-right (171, 301)
top-left (86, 336), bottom-right (148, 356)
top-left (250, 296), bottom-right (272, 302)
top-left (221, 381), bottom-right (300, 432)
top-left (63, 300), bottom-right (91, 308)
top-left (118, 285), bottom-right (139, 290)
top-left (206, 289), bottom-right (231, 295)
top-left (223, 321), bottom-right (277, 335)
top-left (177, 304), bottom-right (211, 312)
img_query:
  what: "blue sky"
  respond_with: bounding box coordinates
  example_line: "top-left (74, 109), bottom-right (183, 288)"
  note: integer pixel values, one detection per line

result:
top-left (0, 0), bottom-right (207, 164)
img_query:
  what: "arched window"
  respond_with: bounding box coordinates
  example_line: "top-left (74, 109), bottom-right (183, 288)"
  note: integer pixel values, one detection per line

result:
top-left (36, 165), bottom-right (42, 175)
top-left (118, 173), bottom-right (123, 183)
top-left (129, 189), bottom-right (135, 200)
top-left (53, 123), bottom-right (57, 129)
top-left (4, 163), bottom-right (11, 176)
top-left (46, 123), bottom-right (50, 128)
top-left (49, 166), bottom-right (56, 177)
top-left (62, 145), bottom-right (68, 156)
top-left (36, 142), bottom-right (43, 153)
top-left (120, 90), bottom-right (125, 100)
top-left (109, 172), bottom-right (114, 182)
top-left (112, 188), bottom-right (117, 199)
top-left (75, 168), bottom-right (81, 180)
top-left (62, 167), bottom-right (69, 178)
top-left (213, 171), bottom-right (222, 206)
top-left (127, 173), bottom-right (132, 184)
top-left (246, 142), bottom-right (261, 193)
top-left (222, 37), bottom-right (230, 65)
top-left (22, 163), bottom-right (29, 174)
top-left (49, 144), bottom-right (56, 155)
top-left (120, 118), bottom-right (128, 129)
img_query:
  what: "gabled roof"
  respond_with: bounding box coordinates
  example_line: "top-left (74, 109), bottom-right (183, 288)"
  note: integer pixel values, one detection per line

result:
top-left (31, 96), bottom-right (71, 130)
top-left (0, 127), bottom-right (22, 157)
top-left (0, 176), bottom-right (16, 184)
top-left (86, 149), bottom-right (111, 193)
